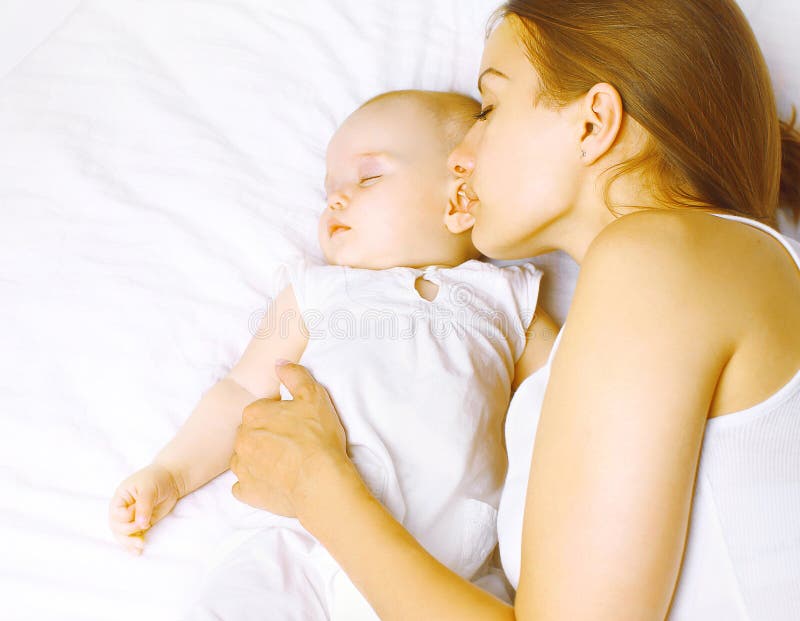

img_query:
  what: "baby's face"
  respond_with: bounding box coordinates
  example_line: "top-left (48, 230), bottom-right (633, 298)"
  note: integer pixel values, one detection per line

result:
top-left (319, 98), bottom-right (464, 269)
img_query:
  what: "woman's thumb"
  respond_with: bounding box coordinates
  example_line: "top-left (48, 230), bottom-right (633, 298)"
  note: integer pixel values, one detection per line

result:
top-left (274, 359), bottom-right (316, 400)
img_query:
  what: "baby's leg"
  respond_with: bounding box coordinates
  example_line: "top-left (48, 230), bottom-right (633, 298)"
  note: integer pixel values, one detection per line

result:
top-left (180, 525), bottom-right (332, 621)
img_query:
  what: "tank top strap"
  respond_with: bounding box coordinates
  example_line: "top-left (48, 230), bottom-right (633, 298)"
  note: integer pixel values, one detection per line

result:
top-left (706, 212), bottom-right (800, 272)
top-left (549, 322), bottom-right (566, 363)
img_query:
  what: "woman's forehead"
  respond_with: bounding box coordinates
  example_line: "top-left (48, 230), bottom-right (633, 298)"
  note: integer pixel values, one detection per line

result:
top-left (480, 16), bottom-right (526, 75)
top-left (479, 17), bottom-right (539, 92)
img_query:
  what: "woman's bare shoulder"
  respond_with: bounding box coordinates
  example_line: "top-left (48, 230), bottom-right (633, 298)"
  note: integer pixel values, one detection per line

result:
top-left (575, 208), bottom-right (737, 349)
top-left (585, 207), bottom-right (795, 301)
top-left (580, 207), bottom-right (800, 417)
top-left (581, 208), bottom-right (709, 298)
top-left (588, 208), bottom-right (704, 262)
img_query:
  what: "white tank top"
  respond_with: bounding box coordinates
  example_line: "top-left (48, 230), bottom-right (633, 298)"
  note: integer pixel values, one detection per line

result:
top-left (276, 258), bottom-right (542, 581)
top-left (496, 212), bottom-right (800, 619)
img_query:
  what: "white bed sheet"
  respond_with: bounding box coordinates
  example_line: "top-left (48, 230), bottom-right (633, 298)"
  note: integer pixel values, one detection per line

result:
top-left (0, 1), bottom-right (82, 80)
top-left (0, 1), bottom-right (797, 620)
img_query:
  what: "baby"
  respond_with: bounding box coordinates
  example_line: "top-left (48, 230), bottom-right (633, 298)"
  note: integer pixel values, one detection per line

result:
top-left (109, 89), bottom-right (555, 620)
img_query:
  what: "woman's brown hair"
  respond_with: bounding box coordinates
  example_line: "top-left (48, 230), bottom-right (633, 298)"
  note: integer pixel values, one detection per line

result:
top-left (492, 0), bottom-right (800, 227)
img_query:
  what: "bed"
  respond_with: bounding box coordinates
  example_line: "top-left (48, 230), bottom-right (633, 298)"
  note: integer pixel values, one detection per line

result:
top-left (1, 1), bottom-right (798, 619)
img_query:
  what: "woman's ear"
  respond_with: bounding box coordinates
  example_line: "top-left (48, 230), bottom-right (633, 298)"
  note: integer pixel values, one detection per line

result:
top-left (579, 82), bottom-right (624, 164)
top-left (444, 201), bottom-right (475, 234)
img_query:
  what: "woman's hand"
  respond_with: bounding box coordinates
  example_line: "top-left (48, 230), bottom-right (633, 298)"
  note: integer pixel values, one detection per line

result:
top-left (230, 360), bottom-right (353, 520)
top-left (231, 360), bottom-right (515, 621)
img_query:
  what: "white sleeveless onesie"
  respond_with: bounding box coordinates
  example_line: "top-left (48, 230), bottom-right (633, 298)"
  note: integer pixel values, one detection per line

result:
top-left (280, 258), bottom-right (541, 577)
top-left (496, 212), bottom-right (800, 620)
top-left (183, 258), bottom-right (541, 620)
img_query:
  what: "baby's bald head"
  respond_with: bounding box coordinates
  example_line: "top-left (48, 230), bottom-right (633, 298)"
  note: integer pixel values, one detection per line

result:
top-left (359, 89), bottom-right (480, 157)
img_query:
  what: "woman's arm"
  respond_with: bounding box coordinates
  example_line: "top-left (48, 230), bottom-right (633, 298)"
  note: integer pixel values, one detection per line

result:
top-left (515, 212), bottom-right (733, 620)
top-left (302, 452), bottom-right (516, 620)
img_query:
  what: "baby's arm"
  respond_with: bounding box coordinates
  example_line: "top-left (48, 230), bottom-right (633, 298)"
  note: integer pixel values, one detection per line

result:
top-left (151, 284), bottom-right (308, 498)
top-left (511, 304), bottom-right (560, 393)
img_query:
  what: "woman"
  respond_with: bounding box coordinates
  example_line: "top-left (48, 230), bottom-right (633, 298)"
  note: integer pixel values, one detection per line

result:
top-left (230, 1), bottom-right (800, 619)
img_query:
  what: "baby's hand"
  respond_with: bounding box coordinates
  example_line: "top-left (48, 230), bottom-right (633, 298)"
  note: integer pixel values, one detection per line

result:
top-left (108, 463), bottom-right (181, 556)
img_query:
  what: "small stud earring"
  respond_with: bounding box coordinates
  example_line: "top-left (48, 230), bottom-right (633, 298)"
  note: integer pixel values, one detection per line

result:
top-left (581, 150), bottom-right (586, 158)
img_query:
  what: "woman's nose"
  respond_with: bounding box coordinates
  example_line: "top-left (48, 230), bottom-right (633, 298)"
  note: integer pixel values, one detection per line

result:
top-left (447, 139), bottom-right (475, 178)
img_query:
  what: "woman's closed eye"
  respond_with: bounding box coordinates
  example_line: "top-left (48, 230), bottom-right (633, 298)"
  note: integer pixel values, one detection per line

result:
top-left (472, 105), bottom-right (494, 121)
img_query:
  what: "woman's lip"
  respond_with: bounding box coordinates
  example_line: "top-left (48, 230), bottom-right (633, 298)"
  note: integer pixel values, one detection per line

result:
top-left (456, 186), bottom-right (479, 213)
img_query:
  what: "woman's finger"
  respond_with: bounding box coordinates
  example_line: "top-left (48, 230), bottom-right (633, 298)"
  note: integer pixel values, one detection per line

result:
top-left (242, 397), bottom-right (280, 425)
top-left (231, 481), bottom-right (240, 501)
top-left (273, 362), bottom-right (317, 401)
top-left (241, 403), bottom-right (303, 431)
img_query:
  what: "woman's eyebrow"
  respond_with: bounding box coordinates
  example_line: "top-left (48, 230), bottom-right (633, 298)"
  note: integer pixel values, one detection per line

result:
top-left (478, 67), bottom-right (509, 94)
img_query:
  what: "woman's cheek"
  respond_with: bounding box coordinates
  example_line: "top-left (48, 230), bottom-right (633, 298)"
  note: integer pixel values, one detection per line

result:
top-left (469, 193), bottom-right (507, 257)
top-left (469, 217), bottom-right (492, 255)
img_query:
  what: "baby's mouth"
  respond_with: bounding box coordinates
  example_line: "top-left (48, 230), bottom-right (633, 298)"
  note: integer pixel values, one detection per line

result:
top-left (328, 222), bottom-right (351, 237)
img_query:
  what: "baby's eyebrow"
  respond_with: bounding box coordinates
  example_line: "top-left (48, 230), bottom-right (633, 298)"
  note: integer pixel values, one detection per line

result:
top-left (357, 151), bottom-right (391, 162)
top-left (357, 152), bottom-right (399, 174)
top-left (324, 152), bottom-right (393, 191)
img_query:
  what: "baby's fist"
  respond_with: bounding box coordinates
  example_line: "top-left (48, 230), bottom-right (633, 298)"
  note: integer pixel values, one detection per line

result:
top-left (108, 463), bottom-right (181, 556)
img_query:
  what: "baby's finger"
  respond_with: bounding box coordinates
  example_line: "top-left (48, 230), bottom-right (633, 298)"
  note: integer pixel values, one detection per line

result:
top-left (128, 533), bottom-right (145, 556)
top-left (108, 491), bottom-right (135, 521)
top-left (110, 489), bottom-right (135, 509)
top-left (110, 518), bottom-right (148, 536)
top-left (134, 495), bottom-right (154, 530)
top-left (128, 533), bottom-right (145, 553)
top-left (110, 503), bottom-right (134, 521)
top-left (114, 532), bottom-right (145, 555)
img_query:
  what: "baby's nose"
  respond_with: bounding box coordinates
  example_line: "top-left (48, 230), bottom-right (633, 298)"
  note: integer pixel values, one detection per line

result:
top-left (326, 192), bottom-right (347, 210)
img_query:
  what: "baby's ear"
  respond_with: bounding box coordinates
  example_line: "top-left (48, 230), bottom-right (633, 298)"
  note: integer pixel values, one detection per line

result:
top-left (444, 204), bottom-right (475, 234)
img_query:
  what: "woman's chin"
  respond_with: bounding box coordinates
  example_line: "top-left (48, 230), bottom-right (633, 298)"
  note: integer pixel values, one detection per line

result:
top-left (472, 226), bottom-right (508, 260)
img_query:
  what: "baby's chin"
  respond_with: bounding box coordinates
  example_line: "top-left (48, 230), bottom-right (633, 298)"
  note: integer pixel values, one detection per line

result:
top-left (320, 245), bottom-right (402, 270)
top-left (319, 242), bottom-right (364, 268)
